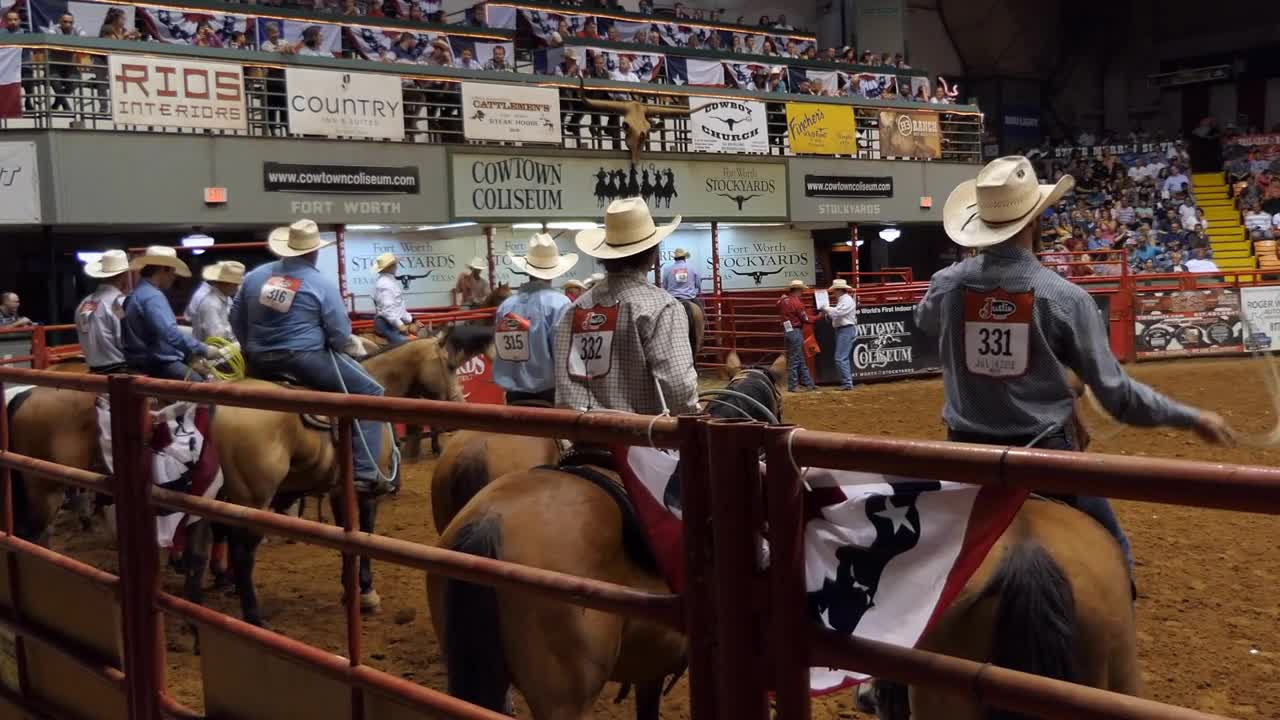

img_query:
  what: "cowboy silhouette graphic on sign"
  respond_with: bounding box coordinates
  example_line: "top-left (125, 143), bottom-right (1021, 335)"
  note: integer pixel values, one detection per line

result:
top-left (592, 164), bottom-right (679, 209)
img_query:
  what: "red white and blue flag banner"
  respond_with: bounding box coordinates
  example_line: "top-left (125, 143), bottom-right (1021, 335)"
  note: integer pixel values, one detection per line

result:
top-left (0, 48), bottom-right (21, 119)
top-left (136, 5), bottom-right (250, 48)
top-left (615, 446), bottom-right (1027, 695)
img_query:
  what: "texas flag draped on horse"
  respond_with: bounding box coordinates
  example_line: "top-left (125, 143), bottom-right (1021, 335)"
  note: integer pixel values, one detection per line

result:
top-left (615, 445), bottom-right (1027, 694)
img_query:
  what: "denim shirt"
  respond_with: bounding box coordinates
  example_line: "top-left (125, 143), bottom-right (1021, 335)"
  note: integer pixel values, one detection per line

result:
top-left (492, 280), bottom-right (571, 394)
top-left (661, 260), bottom-right (701, 300)
top-left (232, 258), bottom-right (352, 354)
top-left (123, 279), bottom-right (209, 366)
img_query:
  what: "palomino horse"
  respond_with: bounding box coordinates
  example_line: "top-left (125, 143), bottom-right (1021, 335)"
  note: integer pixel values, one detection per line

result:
top-left (428, 372), bottom-right (1139, 720)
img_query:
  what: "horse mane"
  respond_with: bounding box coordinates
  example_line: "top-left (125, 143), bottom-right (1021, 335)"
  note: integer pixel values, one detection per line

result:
top-left (359, 336), bottom-right (431, 362)
top-left (708, 367), bottom-right (781, 423)
top-left (441, 325), bottom-right (496, 360)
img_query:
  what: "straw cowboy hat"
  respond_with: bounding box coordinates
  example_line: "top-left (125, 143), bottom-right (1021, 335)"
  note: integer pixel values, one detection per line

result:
top-left (269, 219), bottom-right (333, 258)
top-left (508, 233), bottom-right (579, 281)
top-left (576, 198), bottom-right (681, 260)
top-left (788, 279), bottom-right (807, 291)
top-left (562, 278), bottom-right (586, 290)
top-left (673, 248), bottom-right (690, 260)
top-left (467, 257), bottom-right (487, 272)
top-left (84, 249), bottom-right (130, 279)
top-left (943, 156), bottom-right (1075, 249)
top-left (829, 279), bottom-right (852, 292)
top-left (585, 272), bottom-right (605, 288)
top-left (202, 260), bottom-right (245, 286)
top-left (129, 245), bottom-right (192, 277)
top-left (372, 252), bottom-right (398, 274)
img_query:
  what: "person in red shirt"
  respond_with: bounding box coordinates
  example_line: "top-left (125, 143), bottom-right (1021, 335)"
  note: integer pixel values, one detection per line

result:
top-left (778, 279), bottom-right (817, 391)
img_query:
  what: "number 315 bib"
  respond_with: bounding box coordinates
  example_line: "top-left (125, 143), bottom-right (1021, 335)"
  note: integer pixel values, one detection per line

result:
top-left (568, 306), bottom-right (618, 380)
top-left (963, 289), bottom-right (1033, 378)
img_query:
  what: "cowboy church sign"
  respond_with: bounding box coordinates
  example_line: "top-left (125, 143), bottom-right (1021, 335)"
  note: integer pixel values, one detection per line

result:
top-left (450, 151), bottom-right (788, 222)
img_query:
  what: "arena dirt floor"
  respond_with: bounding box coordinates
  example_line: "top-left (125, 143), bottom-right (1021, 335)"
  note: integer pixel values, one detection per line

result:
top-left (49, 356), bottom-right (1280, 719)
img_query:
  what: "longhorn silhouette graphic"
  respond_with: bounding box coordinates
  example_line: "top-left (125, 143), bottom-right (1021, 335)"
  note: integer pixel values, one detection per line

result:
top-left (718, 193), bottom-right (760, 210)
top-left (730, 267), bottom-right (785, 285)
top-left (395, 271), bottom-right (432, 290)
top-left (708, 114), bottom-right (748, 130)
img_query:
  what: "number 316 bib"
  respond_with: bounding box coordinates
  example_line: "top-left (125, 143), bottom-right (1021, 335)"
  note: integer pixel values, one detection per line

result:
top-left (963, 289), bottom-right (1033, 378)
top-left (568, 306), bottom-right (618, 380)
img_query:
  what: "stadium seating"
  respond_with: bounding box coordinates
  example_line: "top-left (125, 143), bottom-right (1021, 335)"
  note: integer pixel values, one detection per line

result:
top-left (1192, 172), bottom-right (1256, 270)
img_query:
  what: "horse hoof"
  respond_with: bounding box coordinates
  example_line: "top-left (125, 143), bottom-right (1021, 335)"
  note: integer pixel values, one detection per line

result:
top-left (360, 590), bottom-right (382, 613)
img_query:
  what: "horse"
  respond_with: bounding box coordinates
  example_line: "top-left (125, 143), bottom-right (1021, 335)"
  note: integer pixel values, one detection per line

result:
top-left (425, 357), bottom-right (786, 720)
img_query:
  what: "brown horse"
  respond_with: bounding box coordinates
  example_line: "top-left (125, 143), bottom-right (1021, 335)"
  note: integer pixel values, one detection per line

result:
top-left (427, 375), bottom-right (1139, 720)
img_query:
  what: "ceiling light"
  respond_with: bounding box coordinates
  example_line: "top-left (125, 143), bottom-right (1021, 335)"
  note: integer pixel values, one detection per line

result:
top-left (879, 228), bottom-right (901, 242)
top-left (346, 224), bottom-right (388, 231)
top-left (416, 222), bottom-right (478, 231)
top-left (180, 233), bottom-right (215, 248)
top-left (512, 223), bottom-right (544, 230)
top-left (76, 251), bottom-right (103, 264)
top-left (546, 222), bottom-right (600, 230)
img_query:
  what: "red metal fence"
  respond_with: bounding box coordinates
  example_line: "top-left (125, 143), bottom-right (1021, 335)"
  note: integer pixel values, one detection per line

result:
top-left (0, 367), bottom-right (1276, 719)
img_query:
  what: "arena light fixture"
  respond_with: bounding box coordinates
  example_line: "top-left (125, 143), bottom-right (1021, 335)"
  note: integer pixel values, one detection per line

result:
top-left (346, 224), bottom-right (389, 231)
top-left (546, 222), bottom-right (600, 230)
top-left (181, 233), bottom-right (214, 255)
top-left (879, 228), bottom-right (902, 243)
top-left (416, 223), bottom-right (478, 231)
top-left (512, 223), bottom-right (544, 230)
top-left (76, 251), bottom-right (103, 264)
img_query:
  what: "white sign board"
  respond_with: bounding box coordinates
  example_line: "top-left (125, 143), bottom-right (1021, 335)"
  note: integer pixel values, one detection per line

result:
top-left (659, 227), bottom-right (815, 292)
top-left (0, 142), bottom-right (40, 224)
top-left (285, 68), bottom-right (405, 140)
top-left (689, 97), bottom-right (770, 155)
top-left (317, 232), bottom-right (486, 311)
top-left (493, 230), bottom-right (603, 288)
top-left (461, 82), bottom-right (562, 144)
top-left (1241, 286), bottom-right (1280, 351)
top-left (109, 55), bottom-right (246, 130)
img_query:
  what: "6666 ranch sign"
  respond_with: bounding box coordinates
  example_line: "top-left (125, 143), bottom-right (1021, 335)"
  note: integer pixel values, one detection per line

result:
top-left (451, 152), bottom-right (789, 221)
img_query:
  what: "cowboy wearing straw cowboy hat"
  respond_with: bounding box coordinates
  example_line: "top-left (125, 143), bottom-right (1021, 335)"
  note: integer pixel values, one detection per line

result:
top-left (661, 247), bottom-right (701, 301)
top-left (453, 256), bottom-right (491, 308)
top-left (230, 219), bottom-right (389, 495)
top-left (122, 246), bottom-right (228, 381)
top-left (778, 279), bottom-right (817, 392)
top-left (493, 234), bottom-right (579, 406)
top-left (192, 261), bottom-right (245, 344)
top-left (916, 155), bottom-right (1234, 569)
top-left (822, 278), bottom-right (858, 390)
top-left (371, 252), bottom-right (419, 348)
top-left (555, 197), bottom-right (698, 415)
top-left (561, 278), bottom-right (586, 302)
top-left (76, 250), bottom-right (131, 375)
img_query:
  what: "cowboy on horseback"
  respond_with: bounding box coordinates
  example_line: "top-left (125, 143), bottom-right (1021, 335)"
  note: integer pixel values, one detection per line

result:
top-left (122, 246), bottom-right (230, 382)
top-left (916, 156), bottom-right (1235, 568)
top-left (76, 249), bottom-right (130, 375)
top-left (371, 252), bottom-right (419, 347)
top-left (229, 219), bottom-right (390, 496)
top-left (494, 234), bottom-right (578, 407)
top-left (191, 261), bottom-right (244, 344)
top-left (556, 197), bottom-right (698, 415)
top-left (660, 247), bottom-right (700, 302)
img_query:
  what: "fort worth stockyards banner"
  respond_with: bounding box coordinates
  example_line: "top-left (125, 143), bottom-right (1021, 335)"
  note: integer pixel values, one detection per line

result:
top-left (450, 153), bottom-right (787, 221)
top-left (689, 97), bottom-right (770, 155)
top-left (109, 55), bottom-right (246, 131)
top-left (878, 109), bottom-right (941, 160)
top-left (786, 102), bottom-right (858, 156)
top-left (1133, 289), bottom-right (1243, 360)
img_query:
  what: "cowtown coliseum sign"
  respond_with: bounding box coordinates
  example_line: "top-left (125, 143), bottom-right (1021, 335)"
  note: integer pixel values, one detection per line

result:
top-left (450, 152), bottom-right (788, 221)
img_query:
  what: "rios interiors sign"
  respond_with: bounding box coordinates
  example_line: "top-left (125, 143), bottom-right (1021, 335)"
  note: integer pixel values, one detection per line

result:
top-left (450, 152), bottom-right (788, 221)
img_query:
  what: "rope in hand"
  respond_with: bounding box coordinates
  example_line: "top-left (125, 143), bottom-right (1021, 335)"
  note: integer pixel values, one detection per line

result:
top-left (205, 337), bottom-right (246, 382)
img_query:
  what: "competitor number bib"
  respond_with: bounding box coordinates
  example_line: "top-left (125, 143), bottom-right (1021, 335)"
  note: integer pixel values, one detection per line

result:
top-left (568, 306), bottom-right (618, 380)
top-left (260, 276), bottom-right (302, 313)
top-left (495, 312), bottom-right (531, 363)
top-left (963, 289), bottom-right (1033, 378)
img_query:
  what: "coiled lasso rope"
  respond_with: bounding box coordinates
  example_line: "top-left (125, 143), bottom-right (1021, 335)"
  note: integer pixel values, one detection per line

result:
top-left (205, 336), bottom-right (246, 382)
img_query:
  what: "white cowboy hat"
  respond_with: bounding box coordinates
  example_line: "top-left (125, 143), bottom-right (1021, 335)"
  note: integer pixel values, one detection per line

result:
top-left (788, 279), bottom-right (807, 290)
top-left (268, 219), bottom-right (333, 258)
top-left (829, 279), bottom-right (852, 292)
top-left (467, 257), bottom-right (487, 272)
top-left (202, 260), bottom-right (245, 286)
top-left (943, 156), bottom-right (1075, 249)
top-left (585, 272), bottom-right (605, 288)
top-left (84, 249), bottom-right (130, 279)
top-left (673, 248), bottom-right (690, 259)
top-left (129, 245), bottom-right (192, 277)
top-left (562, 278), bottom-right (586, 290)
top-left (576, 198), bottom-right (681, 260)
top-left (508, 233), bottom-right (579, 281)
top-left (372, 252), bottom-right (398, 274)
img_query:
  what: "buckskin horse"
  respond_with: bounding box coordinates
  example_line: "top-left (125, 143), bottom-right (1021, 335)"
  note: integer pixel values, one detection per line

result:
top-left (428, 367), bottom-right (1139, 720)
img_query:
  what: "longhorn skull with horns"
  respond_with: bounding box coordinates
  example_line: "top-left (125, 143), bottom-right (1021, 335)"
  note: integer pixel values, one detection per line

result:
top-left (579, 78), bottom-right (691, 164)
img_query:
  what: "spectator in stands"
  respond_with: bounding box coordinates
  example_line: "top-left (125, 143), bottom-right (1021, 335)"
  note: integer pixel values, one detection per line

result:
top-left (99, 7), bottom-right (139, 40)
top-left (637, 0), bottom-right (653, 15)
top-left (260, 22), bottom-right (287, 52)
top-left (605, 25), bottom-right (621, 42)
top-left (1161, 219), bottom-right (1188, 247)
top-left (842, 47), bottom-right (857, 63)
top-left (760, 37), bottom-right (779, 56)
top-left (1134, 232), bottom-right (1164, 267)
top-left (774, 14), bottom-right (794, 30)
top-left (1163, 165), bottom-right (1190, 197)
top-left (1186, 246), bottom-right (1219, 273)
top-left (686, 33), bottom-right (702, 49)
top-left (1178, 195), bottom-right (1198, 228)
top-left (556, 49), bottom-right (584, 143)
top-left (484, 44), bottom-right (508, 70)
top-left (46, 13), bottom-right (84, 113)
top-left (674, 2), bottom-right (690, 19)
top-left (2, 10), bottom-right (20, 33)
top-left (425, 37), bottom-right (453, 66)
top-left (296, 26), bottom-right (329, 56)
top-left (706, 32), bottom-right (721, 50)
top-left (456, 47), bottom-right (482, 70)
top-left (1166, 250), bottom-right (1189, 273)
top-left (0, 293), bottom-right (32, 328)
top-left (408, 4), bottom-right (425, 22)
top-left (339, 0), bottom-right (361, 16)
top-left (1114, 195), bottom-right (1136, 227)
top-left (229, 31), bottom-right (250, 49)
top-left (757, 15), bottom-right (771, 26)
top-left (1245, 204), bottom-right (1274, 239)
top-left (193, 21), bottom-right (215, 47)
top-left (930, 85), bottom-right (950, 104)
top-left (647, 28), bottom-right (663, 46)
top-left (590, 52), bottom-right (622, 149)
top-left (391, 32), bottom-right (418, 61)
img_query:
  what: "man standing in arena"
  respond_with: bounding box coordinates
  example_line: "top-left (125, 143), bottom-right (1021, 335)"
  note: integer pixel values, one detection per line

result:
top-left (453, 258), bottom-right (491, 308)
top-left (75, 250), bottom-right (130, 374)
top-left (778, 279), bottom-right (816, 392)
top-left (556, 198), bottom-right (698, 415)
top-left (231, 219), bottom-right (389, 496)
top-left (661, 247), bottom-right (701, 302)
top-left (917, 156), bottom-right (1235, 569)
top-left (123, 246), bottom-right (227, 381)
top-left (823, 279), bottom-right (857, 390)
top-left (494, 234), bottom-right (577, 406)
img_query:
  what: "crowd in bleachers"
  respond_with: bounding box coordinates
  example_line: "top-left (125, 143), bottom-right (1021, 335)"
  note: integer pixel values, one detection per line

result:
top-left (1225, 145), bottom-right (1280, 240)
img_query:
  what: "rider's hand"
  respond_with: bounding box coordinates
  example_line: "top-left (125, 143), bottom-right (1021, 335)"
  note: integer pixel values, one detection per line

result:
top-left (1193, 410), bottom-right (1236, 446)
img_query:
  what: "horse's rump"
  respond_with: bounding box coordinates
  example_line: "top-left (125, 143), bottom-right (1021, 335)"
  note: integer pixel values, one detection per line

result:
top-left (550, 461), bottom-right (659, 575)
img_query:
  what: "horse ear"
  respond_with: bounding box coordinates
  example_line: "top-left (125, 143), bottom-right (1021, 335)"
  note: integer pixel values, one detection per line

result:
top-left (722, 350), bottom-right (742, 379)
top-left (768, 354), bottom-right (787, 384)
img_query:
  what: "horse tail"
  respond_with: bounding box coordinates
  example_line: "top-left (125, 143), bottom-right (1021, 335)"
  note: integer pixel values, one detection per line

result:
top-left (5, 389), bottom-right (33, 540)
top-left (443, 516), bottom-right (510, 713)
top-left (434, 438), bottom-right (492, 533)
top-left (983, 542), bottom-right (1078, 720)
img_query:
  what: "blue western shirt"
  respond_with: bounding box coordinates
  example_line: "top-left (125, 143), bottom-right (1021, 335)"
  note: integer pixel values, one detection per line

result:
top-left (661, 260), bottom-right (701, 300)
top-left (122, 279), bottom-right (209, 366)
top-left (492, 280), bottom-right (571, 394)
top-left (232, 258), bottom-right (351, 354)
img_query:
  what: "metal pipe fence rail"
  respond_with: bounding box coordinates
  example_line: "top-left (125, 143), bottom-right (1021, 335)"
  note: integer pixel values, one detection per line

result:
top-left (0, 366), bottom-right (1276, 719)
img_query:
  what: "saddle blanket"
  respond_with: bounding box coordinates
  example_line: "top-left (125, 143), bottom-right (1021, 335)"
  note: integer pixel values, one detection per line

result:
top-left (96, 399), bottom-right (224, 549)
top-left (615, 445), bottom-right (1027, 694)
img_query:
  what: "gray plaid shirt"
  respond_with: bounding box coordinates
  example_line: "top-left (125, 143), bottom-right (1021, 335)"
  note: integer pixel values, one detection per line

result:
top-left (915, 244), bottom-right (1199, 438)
top-left (555, 271), bottom-right (698, 416)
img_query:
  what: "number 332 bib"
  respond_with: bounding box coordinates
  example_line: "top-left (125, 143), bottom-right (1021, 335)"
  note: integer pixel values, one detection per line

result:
top-left (568, 306), bottom-right (618, 379)
top-left (963, 289), bottom-right (1033, 378)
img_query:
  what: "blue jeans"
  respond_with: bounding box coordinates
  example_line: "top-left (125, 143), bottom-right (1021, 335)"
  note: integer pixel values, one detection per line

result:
top-left (833, 325), bottom-right (856, 388)
top-left (784, 329), bottom-right (815, 390)
top-left (374, 316), bottom-right (408, 347)
top-left (249, 350), bottom-right (385, 483)
top-left (132, 359), bottom-right (206, 382)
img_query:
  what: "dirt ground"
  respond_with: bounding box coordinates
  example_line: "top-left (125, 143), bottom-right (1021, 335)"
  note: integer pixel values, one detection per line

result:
top-left (50, 357), bottom-right (1280, 718)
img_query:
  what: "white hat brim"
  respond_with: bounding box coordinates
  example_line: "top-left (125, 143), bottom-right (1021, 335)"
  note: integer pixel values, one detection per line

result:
top-left (268, 226), bottom-right (334, 258)
top-left (85, 262), bottom-right (128, 279)
top-left (575, 216), bottom-right (682, 260)
top-left (202, 265), bottom-right (243, 285)
top-left (372, 258), bottom-right (397, 274)
top-left (509, 251), bottom-right (579, 280)
top-left (943, 175), bottom-right (1075, 249)
top-left (128, 254), bottom-right (192, 278)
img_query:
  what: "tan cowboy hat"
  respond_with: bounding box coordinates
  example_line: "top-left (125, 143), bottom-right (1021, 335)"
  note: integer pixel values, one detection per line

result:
top-left (585, 272), bottom-right (605, 288)
top-left (129, 245), bottom-right (192, 277)
top-left (467, 257), bottom-right (487, 272)
top-left (943, 156), bottom-right (1075, 249)
top-left (509, 233), bottom-right (579, 281)
top-left (202, 260), bottom-right (245, 286)
top-left (562, 278), bottom-right (586, 290)
top-left (673, 248), bottom-right (690, 259)
top-left (829, 278), bottom-right (852, 292)
top-left (84, 249), bottom-right (130, 279)
top-left (788, 279), bottom-right (807, 291)
top-left (576, 198), bottom-right (681, 260)
top-left (372, 252), bottom-right (398, 274)
top-left (269, 219), bottom-right (332, 258)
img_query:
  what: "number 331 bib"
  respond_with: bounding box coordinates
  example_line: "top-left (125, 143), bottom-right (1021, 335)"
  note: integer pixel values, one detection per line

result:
top-left (963, 289), bottom-right (1033, 378)
top-left (568, 306), bottom-right (619, 379)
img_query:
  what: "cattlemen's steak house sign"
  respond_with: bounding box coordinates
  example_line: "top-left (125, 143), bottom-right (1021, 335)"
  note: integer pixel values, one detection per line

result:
top-left (450, 152), bottom-right (788, 221)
